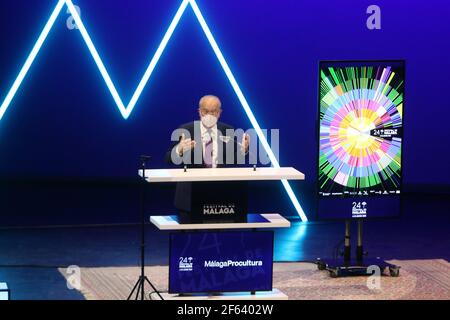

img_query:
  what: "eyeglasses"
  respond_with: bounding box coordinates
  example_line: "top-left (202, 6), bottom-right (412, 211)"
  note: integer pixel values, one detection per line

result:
top-left (200, 109), bottom-right (220, 116)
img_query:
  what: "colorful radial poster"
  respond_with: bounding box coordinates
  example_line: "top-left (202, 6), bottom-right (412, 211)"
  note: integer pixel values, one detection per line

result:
top-left (318, 61), bottom-right (404, 197)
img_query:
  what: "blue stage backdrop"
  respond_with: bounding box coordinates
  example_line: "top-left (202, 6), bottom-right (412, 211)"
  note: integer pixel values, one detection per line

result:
top-left (0, 0), bottom-right (449, 225)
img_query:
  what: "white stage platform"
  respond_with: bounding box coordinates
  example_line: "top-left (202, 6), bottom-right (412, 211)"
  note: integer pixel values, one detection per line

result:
top-left (150, 213), bottom-right (290, 230)
top-left (139, 167), bottom-right (305, 183)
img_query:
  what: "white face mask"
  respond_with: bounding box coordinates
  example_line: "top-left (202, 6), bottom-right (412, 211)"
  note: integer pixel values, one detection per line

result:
top-left (201, 114), bottom-right (218, 128)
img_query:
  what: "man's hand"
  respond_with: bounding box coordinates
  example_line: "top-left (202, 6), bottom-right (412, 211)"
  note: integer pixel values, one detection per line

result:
top-left (176, 133), bottom-right (196, 156)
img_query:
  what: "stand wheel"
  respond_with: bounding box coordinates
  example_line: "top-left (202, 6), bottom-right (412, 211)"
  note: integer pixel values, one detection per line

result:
top-left (389, 266), bottom-right (400, 277)
top-left (317, 262), bottom-right (326, 270)
top-left (329, 268), bottom-right (340, 278)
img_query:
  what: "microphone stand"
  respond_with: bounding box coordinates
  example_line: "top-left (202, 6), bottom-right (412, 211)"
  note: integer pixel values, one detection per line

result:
top-left (127, 155), bottom-right (163, 300)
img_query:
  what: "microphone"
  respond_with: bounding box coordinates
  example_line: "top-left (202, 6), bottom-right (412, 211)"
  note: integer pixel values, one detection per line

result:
top-left (139, 155), bottom-right (151, 180)
top-left (140, 155), bottom-right (151, 161)
top-left (139, 155), bottom-right (152, 167)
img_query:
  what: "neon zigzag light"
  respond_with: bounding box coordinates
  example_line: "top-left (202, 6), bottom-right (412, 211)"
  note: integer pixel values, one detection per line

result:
top-left (0, 0), bottom-right (308, 221)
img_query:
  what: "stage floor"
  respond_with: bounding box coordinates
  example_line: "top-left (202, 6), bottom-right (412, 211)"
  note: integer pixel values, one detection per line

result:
top-left (0, 194), bottom-right (449, 300)
top-left (56, 260), bottom-right (450, 300)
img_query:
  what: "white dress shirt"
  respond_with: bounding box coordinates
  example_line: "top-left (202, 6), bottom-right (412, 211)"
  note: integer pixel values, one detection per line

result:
top-left (200, 123), bottom-right (218, 168)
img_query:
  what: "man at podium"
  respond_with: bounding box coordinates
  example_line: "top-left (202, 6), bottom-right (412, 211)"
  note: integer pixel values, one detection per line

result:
top-left (166, 95), bottom-right (250, 220)
top-left (166, 95), bottom-right (249, 168)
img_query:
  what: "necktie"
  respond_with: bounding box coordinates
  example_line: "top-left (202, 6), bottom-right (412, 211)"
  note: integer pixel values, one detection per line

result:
top-left (204, 130), bottom-right (213, 168)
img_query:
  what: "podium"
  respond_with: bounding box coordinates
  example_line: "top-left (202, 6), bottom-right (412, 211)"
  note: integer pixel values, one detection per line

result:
top-left (144, 167), bottom-right (304, 300)
top-left (141, 167), bottom-right (305, 223)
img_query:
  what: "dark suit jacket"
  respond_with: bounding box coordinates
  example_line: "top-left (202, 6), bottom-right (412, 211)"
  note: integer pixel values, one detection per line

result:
top-left (165, 121), bottom-right (247, 212)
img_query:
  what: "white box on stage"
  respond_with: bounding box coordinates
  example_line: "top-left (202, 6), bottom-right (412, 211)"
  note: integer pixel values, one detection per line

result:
top-left (150, 213), bottom-right (290, 299)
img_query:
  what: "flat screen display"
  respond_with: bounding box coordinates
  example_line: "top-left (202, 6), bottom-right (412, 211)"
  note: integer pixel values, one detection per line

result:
top-left (317, 60), bottom-right (404, 219)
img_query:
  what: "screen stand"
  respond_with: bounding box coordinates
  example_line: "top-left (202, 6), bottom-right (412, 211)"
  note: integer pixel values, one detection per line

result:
top-left (317, 220), bottom-right (400, 277)
top-left (344, 220), bottom-right (351, 262)
top-left (356, 220), bottom-right (363, 263)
